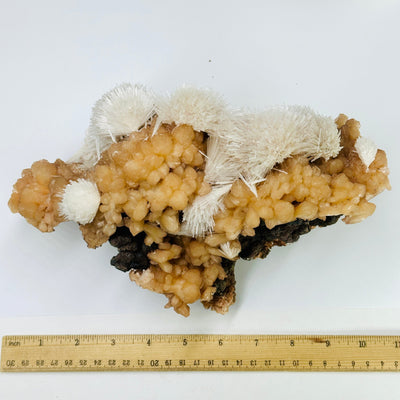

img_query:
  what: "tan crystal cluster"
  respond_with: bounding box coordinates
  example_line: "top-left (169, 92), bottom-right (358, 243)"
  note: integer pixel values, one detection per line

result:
top-left (9, 115), bottom-right (390, 316)
top-left (8, 159), bottom-right (87, 232)
top-left (213, 115), bottom-right (390, 238)
top-left (81, 123), bottom-right (208, 249)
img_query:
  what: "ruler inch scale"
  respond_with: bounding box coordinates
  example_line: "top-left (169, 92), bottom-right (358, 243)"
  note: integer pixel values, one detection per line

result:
top-left (1, 334), bottom-right (400, 372)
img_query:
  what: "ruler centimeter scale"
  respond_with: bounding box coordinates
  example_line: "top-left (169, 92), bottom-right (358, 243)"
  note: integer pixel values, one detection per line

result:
top-left (1, 335), bottom-right (400, 372)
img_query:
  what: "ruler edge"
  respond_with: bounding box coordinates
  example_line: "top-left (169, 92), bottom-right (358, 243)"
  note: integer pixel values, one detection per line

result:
top-left (3, 334), bottom-right (400, 339)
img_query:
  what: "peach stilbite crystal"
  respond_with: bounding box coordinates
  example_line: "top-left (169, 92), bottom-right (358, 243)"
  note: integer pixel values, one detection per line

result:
top-left (8, 84), bottom-right (390, 316)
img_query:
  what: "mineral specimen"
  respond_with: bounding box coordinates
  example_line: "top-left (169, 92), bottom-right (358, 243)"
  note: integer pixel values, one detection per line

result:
top-left (9, 84), bottom-right (390, 316)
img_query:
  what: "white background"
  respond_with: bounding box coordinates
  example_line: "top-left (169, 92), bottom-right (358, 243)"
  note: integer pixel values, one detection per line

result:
top-left (0, 0), bottom-right (400, 398)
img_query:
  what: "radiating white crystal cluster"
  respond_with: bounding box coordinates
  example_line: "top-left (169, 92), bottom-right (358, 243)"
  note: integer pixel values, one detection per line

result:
top-left (60, 179), bottom-right (100, 225)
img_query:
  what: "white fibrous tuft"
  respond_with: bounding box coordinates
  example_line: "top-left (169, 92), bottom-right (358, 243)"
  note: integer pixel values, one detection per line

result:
top-left (59, 179), bottom-right (101, 225)
top-left (238, 109), bottom-right (294, 186)
top-left (91, 82), bottom-right (155, 138)
top-left (181, 185), bottom-right (232, 237)
top-left (184, 124), bottom-right (242, 236)
top-left (68, 130), bottom-right (101, 168)
top-left (219, 241), bottom-right (241, 260)
top-left (70, 83), bottom-right (155, 168)
top-left (307, 111), bottom-right (342, 161)
top-left (236, 106), bottom-right (341, 187)
top-left (204, 135), bottom-right (240, 185)
top-left (156, 86), bottom-right (229, 134)
top-left (355, 136), bottom-right (378, 169)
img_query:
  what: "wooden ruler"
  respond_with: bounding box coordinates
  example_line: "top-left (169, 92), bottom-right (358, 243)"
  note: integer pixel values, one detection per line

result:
top-left (1, 335), bottom-right (400, 372)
